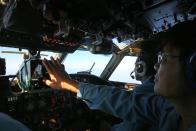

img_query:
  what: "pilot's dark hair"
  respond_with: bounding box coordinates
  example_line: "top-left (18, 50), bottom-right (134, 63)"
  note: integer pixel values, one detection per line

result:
top-left (154, 20), bottom-right (196, 64)
top-left (137, 40), bottom-right (159, 77)
top-left (155, 20), bottom-right (196, 56)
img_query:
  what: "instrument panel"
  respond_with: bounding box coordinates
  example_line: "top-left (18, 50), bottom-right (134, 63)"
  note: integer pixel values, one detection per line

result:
top-left (0, 74), bottom-right (121, 131)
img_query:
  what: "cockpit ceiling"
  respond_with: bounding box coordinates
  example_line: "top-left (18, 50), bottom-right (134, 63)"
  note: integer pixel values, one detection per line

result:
top-left (0, 0), bottom-right (195, 53)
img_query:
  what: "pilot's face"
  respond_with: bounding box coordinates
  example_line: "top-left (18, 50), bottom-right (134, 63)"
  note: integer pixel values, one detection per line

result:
top-left (154, 44), bottom-right (188, 98)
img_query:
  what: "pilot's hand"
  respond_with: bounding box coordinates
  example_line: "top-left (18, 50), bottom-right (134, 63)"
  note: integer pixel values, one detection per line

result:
top-left (42, 57), bottom-right (79, 93)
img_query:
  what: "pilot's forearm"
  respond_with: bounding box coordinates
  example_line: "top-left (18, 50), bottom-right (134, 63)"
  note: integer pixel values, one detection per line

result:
top-left (77, 82), bottom-right (116, 102)
top-left (76, 82), bottom-right (132, 118)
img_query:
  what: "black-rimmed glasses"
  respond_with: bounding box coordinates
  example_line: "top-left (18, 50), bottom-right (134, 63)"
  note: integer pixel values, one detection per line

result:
top-left (157, 52), bottom-right (180, 64)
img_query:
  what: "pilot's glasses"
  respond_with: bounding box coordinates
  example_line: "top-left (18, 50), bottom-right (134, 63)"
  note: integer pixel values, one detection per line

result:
top-left (157, 52), bottom-right (180, 64)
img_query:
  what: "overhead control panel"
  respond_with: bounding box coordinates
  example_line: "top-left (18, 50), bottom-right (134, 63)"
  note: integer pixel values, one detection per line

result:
top-left (142, 0), bottom-right (196, 32)
top-left (0, 29), bottom-right (81, 52)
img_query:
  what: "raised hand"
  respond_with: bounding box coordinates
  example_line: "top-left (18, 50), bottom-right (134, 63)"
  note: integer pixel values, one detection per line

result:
top-left (42, 57), bottom-right (79, 93)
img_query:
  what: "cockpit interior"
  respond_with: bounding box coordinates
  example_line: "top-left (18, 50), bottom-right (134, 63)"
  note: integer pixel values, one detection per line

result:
top-left (0, 0), bottom-right (195, 130)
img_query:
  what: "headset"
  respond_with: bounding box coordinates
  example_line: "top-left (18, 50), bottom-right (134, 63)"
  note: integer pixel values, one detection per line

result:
top-left (135, 61), bottom-right (147, 77)
top-left (186, 52), bottom-right (196, 88)
top-left (130, 59), bottom-right (147, 80)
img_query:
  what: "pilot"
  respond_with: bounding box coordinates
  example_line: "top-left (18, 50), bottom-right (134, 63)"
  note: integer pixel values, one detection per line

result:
top-left (115, 20), bottom-right (196, 130)
top-left (152, 20), bottom-right (196, 130)
top-left (109, 20), bottom-right (196, 131)
top-left (43, 20), bottom-right (196, 130)
top-left (42, 38), bottom-right (173, 131)
top-left (111, 41), bottom-right (164, 131)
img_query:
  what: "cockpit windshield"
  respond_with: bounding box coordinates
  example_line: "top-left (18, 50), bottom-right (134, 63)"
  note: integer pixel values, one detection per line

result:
top-left (64, 50), bottom-right (112, 76)
top-left (0, 46), bottom-right (57, 75)
top-left (110, 56), bottom-right (141, 84)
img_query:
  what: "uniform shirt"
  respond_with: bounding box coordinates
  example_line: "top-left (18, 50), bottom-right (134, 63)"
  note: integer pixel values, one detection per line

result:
top-left (77, 77), bottom-right (163, 121)
top-left (0, 113), bottom-right (30, 131)
top-left (77, 79), bottom-right (196, 131)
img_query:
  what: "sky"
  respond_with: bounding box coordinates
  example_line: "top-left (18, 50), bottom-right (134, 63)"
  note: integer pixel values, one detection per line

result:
top-left (0, 47), bottom-right (24, 75)
top-left (109, 56), bottom-right (140, 84)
